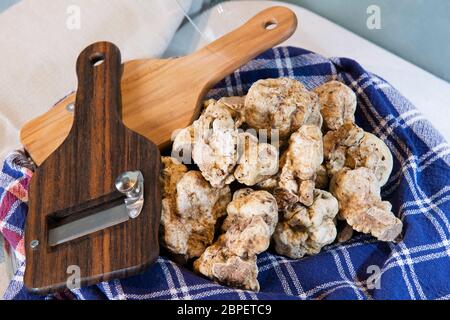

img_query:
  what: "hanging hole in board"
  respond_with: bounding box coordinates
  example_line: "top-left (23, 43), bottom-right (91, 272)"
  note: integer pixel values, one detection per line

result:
top-left (90, 53), bottom-right (105, 67)
top-left (264, 20), bottom-right (278, 30)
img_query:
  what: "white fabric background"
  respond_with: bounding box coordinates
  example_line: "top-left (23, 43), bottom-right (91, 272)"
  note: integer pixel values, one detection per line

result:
top-left (0, 0), bottom-right (193, 161)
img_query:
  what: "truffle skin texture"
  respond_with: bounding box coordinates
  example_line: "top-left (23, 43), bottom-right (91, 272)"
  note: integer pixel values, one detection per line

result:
top-left (330, 167), bottom-right (402, 242)
top-left (193, 236), bottom-right (260, 291)
top-left (315, 164), bottom-right (329, 190)
top-left (160, 159), bottom-right (231, 260)
top-left (255, 151), bottom-right (287, 192)
top-left (244, 78), bottom-right (322, 140)
top-left (323, 122), bottom-right (364, 177)
top-left (201, 96), bottom-right (246, 127)
top-left (222, 190), bottom-right (279, 251)
top-left (171, 127), bottom-right (194, 166)
top-left (323, 123), bottom-right (393, 186)
top-left (160, 157), bottom-right (188, 198)
top-left (173, 98), bottom-right (242, 188)
top-left (192, 100), bottom-right (238, 188)
top-left (273, 190), bottom-right (339, 259)
top-left (218, 96), bottom-right (246, 127)
top-left (234, 133), bottom-right (279, 186)
top-left (278, 125), bottom-right (324, 207)
top-left (314, 80), bottom-right (357, 131)
top-left (346, 132), bottom-right (393, 186)
top-left (194, 190), bottom-right (278, 291)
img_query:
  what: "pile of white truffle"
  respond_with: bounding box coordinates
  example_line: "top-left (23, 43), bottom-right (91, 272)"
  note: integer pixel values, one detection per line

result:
top-left (159, 78), bottom-right (403, 292)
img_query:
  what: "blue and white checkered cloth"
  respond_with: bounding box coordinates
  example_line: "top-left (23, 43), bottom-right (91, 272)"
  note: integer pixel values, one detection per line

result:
top-left (1, 47), bottom-right (449, 300)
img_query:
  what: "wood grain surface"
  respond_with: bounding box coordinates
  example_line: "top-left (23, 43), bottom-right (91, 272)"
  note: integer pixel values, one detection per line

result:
top-left (20, 6), bottom-right (298, 165)
top-left (24, 42), bottom-right (161, 294)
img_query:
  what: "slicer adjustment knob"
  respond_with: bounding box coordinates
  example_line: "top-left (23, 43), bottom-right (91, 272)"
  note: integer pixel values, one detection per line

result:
top-left (115, 171), bottom-right (144, 219)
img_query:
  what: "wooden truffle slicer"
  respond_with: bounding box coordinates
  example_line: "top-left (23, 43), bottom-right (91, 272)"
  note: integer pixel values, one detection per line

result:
top-left (25, 42), bottom-right (162, 294)
top-left (23, 7), bottom-right (298, 294)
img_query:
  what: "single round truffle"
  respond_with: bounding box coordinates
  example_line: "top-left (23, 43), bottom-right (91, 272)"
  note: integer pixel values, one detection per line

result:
top-left (160, 160), bottom-right (231, 260)
top-left (245, 78), bottom-right (322, 139)
top-left (194, 190), bottom-right (278, 291)
top-left (330, 167), bottom-right (402, 242)
top-left (273, 190), bottom-right (339, 259)
top-left (314, 80), bottom-right (357, 131)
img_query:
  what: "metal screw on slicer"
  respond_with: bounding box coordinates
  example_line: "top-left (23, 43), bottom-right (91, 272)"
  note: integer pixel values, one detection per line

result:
top-left (115, 171), bottom-right (145, 219)
top-left (30, 239), bottom-right (39, 249)
top-left (66, 102), bottom-right (75, 113)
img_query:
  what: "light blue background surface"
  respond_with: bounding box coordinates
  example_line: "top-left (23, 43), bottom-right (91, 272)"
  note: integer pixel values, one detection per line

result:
top-left (0, 0), bottom-right (18, 12)
top-left (1, 0), bottom-right (449, 82)
top-left (284, 0), bottom-right (450, 82)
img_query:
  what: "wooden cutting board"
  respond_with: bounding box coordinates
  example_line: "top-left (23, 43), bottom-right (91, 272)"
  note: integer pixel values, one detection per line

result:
top-left (20, 6), bottom-right (297, 165)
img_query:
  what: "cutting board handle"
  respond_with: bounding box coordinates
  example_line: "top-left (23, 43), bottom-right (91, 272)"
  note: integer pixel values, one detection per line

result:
top-left (190, 6), bottom-right (297, 87)
top-left (72, 42), bottom-right (122, 133)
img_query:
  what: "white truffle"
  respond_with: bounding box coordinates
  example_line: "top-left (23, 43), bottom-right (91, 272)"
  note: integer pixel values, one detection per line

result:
top-left (221, 189), bottom-right (278, 236)
top-left (278, 125), bottom-right (324, 207)
top-left (222, 189), bottom-right (278, 237)
top-left (330, 167), bottom-right (402, 242)
top-left (194, 190), bottom-right (278, 291)
top-left (231, 187), bottom-right (255, 201)
top-left (218, 96), bottom-right (246, 127)
top-left (315, 164), bottom-right (329, 190)
top-left (314, 80), bottom-right (357, 131)
top-left (323, 122), bottom-right (365, 177)
top-left (201, 97), bottom-right (246, 127)
top-left (173, 99), bottom-right (242, 188)
top-left (323, 123), bottom-right (393, 186)
top-left (273, 190), bottom-right (339, 259)
top-left (160, 159), bottom-right (231, 260)
top-left (171, 126), bottom-right (194, 165)
top-left (234, 133), bottom-right (279, 186)
top-left (160, 156), bottom-right (188, 198)
top-left (255, 151), bottom-right (287, 192)
top-left (193, 236), bottom-right (260, 291)
top-left (244, 78), bottom-right (322, 139)
top-left (346, 132), bottom-right (393, 186)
